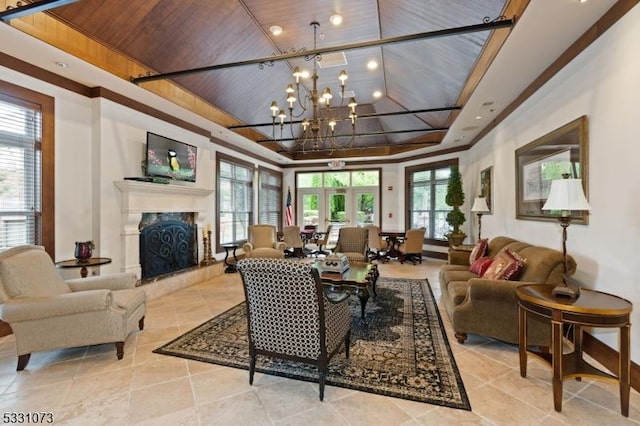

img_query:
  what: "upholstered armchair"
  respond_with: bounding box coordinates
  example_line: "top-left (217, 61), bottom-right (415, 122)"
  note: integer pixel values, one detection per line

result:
top-left (236, 258), bottom-right (351, 401)
top-left (242, 224), bottom-right (286, 258)
top-left (282, 225), bottom-right (316, 258)
top-left (365, 225), bottom-right (388, 261)
top-left (399, 227), bottom-right (427, 264)
top-left (314, 224), bottom-right (333, 256)
top-left (333, 227), bottom-right (369, 262)
top-left (0, 245), bottom-right (146, 370)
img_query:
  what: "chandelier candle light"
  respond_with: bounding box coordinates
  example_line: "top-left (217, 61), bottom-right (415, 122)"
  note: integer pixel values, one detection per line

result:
top-left (270, 21), bottom-right (357, 153)
top-left (542, 175), bottom-right (591, 298)
top-left (470, 197), bottom-right (490, 241)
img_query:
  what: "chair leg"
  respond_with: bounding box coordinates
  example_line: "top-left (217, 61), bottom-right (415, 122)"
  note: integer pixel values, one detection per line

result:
top-left (345, 330), bottom-right (351, 359)
top-left (17, 353), bottom-right (31, 371)
top-left (318, 370), bottom-right (326, 401)
top-left (249, 355), bottom-right (256, 385)
top-left (115, 342), bottom-right (124, 360)
top-left (139, 316), bottom-right (145, 330)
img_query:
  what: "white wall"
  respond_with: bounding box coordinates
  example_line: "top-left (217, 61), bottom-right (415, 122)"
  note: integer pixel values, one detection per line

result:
top-left (461, 5), bottom-right (640, 362)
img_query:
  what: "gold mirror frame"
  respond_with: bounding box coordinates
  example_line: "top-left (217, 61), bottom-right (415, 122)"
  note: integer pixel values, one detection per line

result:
top-left (515, 115), bottom-right (589, 223)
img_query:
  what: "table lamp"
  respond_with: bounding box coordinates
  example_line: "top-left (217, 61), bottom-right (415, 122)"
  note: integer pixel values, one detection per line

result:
top-left (470, 197), bottom-right (490, 241)
top-left (542, 175), bottom-right (591, 298)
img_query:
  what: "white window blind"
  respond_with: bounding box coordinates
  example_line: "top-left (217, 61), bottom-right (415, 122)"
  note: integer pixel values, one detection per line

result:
top-left (218, 158), bottom-right (253, 244)
top-left (0, 98), bottom-right (41, 252)
top-left (258, 168), bottom-right (282, 229)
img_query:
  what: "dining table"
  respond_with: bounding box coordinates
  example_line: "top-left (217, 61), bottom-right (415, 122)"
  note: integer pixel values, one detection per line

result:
top-left (379, 231), bottom-right (405, 259)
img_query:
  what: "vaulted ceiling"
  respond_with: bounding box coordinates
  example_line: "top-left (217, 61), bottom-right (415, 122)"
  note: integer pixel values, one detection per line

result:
top-left (0, 0), bottom-right (624, 163)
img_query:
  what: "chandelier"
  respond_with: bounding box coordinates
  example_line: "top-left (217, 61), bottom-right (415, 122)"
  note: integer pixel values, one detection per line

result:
top-left (269, 21), bottom-right (358, 154)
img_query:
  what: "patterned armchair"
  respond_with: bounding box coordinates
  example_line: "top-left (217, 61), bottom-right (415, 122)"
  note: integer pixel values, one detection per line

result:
top-left (242, 224), bottom-right (286, 258)
top-left (333, 226), bottom-right (369, 262)
top-left (0, 245), bottom-right (146, 370)
top-left (236, 258), bottom-right (351, 401)
top-left (399, 227), bottom-right (427, 264)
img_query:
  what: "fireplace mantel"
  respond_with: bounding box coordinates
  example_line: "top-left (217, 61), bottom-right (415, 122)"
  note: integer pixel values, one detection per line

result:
top-left (115, 181), bottom-right (214, 276)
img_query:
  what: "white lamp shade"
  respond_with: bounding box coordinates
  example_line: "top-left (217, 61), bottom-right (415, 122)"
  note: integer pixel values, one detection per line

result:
top-left (471, 197), bottom-right (490, 213)
top-left (542, 179), bottom-right (591, 211)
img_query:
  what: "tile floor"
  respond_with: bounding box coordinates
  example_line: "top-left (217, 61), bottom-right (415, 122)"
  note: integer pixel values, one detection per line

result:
top-left (0, 260), bottom-right (638, 425)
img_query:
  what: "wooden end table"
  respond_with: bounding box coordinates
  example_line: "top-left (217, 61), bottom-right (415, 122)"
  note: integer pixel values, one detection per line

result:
top-left (516, 284), bottom-right (632, 416)
top-left (55, 257), bottom-right (112, 278)
top-left (221, 243), bottom-right (239, 273)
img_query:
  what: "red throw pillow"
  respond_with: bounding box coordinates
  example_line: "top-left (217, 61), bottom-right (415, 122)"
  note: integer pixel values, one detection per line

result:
top-left (469, 256), bottom-right (493, 276)
top-left (469, 238), bottom-right (488, 264)
top-left (482, 248), bottom-right (526, 280)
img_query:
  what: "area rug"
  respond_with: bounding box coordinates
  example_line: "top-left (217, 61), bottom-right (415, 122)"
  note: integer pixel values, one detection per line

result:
top-left (154, 277), bottom-right (471, 410)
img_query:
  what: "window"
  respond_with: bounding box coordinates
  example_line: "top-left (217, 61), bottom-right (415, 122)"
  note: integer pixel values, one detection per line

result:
top-left (406, 159), bottom-right (457, 242)
top-left (0, 83), bottom-right (54, 256)
top-left (216, 153), bottom-right (254, 249)
top-left (258, 167), bottom-right (282, 230)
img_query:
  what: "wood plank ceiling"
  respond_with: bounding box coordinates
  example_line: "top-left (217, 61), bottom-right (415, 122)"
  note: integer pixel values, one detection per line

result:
top-left (43, 0), bottom-right (513, 160)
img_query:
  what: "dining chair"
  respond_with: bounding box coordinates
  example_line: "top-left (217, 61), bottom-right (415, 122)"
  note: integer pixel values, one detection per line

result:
top-left (398, 227), bottom-right (426, 264)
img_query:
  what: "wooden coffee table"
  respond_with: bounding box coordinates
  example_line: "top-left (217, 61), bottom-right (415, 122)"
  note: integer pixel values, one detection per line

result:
top-left (315, 262), bottom-right (379, 320)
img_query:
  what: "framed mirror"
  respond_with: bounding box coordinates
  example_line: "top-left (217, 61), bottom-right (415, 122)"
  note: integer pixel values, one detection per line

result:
top-left (515, 115), bottom-right (589, 223)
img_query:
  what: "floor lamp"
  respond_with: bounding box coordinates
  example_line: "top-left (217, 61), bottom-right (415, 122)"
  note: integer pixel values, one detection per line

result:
top-left (470, 197), bottom-right (490, 241)
top-left (542, 176), bottom-right (591, 298)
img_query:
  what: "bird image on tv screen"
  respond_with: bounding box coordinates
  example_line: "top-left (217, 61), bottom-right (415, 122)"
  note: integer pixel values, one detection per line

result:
top-left (145, 132), bottom-right (197, 182)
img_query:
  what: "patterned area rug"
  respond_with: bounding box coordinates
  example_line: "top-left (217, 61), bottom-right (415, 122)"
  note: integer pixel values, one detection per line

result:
top-left (154, 277), bottom-right (471, 410)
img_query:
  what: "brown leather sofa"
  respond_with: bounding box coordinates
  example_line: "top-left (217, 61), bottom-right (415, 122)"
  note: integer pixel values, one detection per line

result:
top-left (439, 236), bottom-right (576, 346)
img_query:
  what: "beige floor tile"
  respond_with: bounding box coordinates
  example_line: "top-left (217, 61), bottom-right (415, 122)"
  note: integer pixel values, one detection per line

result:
top-left (466, 382), bottom-right (546, 425)
top-left (0, 260), bottom-right (636, 424)
top-left (198, 391), bottom-right (273, 426)
top-left (127, 377), bottom-right (195, 424)
top-left (330, 391), bottom-right (413, 425)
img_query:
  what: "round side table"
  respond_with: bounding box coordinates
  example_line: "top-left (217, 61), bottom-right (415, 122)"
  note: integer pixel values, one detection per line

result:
top-left (55, 257), bottom-right (112, 278)
top-left (221, 243), bottom-right (239, 273)
top-left (516, 284), bottom-right (632, 416)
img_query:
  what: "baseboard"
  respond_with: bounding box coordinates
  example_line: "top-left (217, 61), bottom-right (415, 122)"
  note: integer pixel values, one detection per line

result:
top-left (582, 331), bottom-right (639, 393)
top-left (425, 250), bottom-right (447, 261)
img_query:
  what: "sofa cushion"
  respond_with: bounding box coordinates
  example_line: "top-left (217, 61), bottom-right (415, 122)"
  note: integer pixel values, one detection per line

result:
top-left (482, 248), bottom-right (526, 281)
top-left (469, 239), bottom-right (488, 264)
top-left (469, 256), bottom-right (493, 276)
top-left (0, 247), bottom-right (70, 299)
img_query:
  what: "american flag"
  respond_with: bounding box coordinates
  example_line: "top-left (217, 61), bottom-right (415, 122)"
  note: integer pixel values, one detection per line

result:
top-left (285, 187), bottom-right (294, 226)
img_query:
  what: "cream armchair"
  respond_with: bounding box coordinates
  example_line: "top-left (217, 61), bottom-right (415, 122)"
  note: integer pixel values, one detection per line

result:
top-left (399, 227), bottom-right (426, 264)
top-left (242, 224), bottom-right (286, 258)
top-left (0, 245), bottom-right (146, 370)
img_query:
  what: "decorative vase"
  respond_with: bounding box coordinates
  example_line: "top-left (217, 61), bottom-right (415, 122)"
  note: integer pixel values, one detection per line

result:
top-left (74, 241), bottom-right (94, 262)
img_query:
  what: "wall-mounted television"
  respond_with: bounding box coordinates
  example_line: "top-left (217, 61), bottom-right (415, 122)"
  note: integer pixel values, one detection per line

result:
top-left (145, 132), bottom-right (197, 182)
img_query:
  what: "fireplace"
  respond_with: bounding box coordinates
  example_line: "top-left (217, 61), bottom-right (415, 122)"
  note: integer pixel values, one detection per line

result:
top-left (139, 212), bottom-right (198, 280)
top-left (115, 181), bottom-right (214, 279)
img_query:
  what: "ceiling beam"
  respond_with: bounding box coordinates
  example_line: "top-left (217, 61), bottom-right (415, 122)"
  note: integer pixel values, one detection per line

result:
top-left (0, 0), bottom-right (80, 22)
top-left (131, 17), bottom-right (514, 84)
top-left (256, 127), bottom-right (448, 144)
top-left (229, 106), bottom-right (461, 130)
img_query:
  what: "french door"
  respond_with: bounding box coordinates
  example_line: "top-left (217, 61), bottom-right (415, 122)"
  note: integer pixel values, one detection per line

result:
top-left (298, 187), bottom-right (379, 245)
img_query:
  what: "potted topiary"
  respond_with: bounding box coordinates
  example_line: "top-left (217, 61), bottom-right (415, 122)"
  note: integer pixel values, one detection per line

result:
top-left (445, 166), bottom-right (467, 247)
